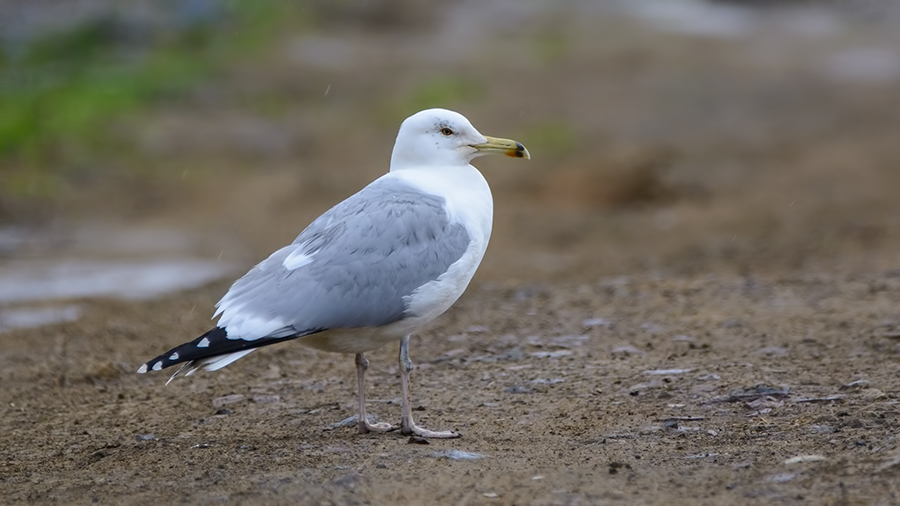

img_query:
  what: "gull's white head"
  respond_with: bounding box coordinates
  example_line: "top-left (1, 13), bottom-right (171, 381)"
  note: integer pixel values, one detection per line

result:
top-left (390, 108), bottom-right (529, 171)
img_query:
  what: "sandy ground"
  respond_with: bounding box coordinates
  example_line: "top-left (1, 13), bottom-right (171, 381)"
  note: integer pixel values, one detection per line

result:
top-left (4, 274), bottom-right (900, 504)
top-left (3, 3), bottom-right (900, 504)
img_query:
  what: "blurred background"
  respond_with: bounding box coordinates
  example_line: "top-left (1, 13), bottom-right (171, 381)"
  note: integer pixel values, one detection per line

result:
top-left (2, 0), bottom-right (900, 330)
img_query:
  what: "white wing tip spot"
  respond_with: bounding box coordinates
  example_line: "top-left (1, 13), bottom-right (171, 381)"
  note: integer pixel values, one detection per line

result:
top-left (152, 361), bottom-right (163, 371)
top-left (137, 364), bottom-right (148, 374)
top-left (283, 249), bottom-right (314, 270)
top-left (169, 352), bottom-right (179, 361)
top-left (198, 337), bottom-right (210, 348)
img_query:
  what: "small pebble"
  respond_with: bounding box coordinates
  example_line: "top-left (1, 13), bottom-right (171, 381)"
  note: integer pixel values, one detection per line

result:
top-left (643, 368), bottom-right (692, 375)
top-left (784, 455), bottom-right (826, 465)
top-left (755, 346), bottom-right (788, 357)
top-left (611, 345), bottom-right (643, 356)
top-left (505, 385), bottom-right (533, 394)
top-left (251, 395), bottom-right (280, 403)
top-left (212, 394), bottom-right (245, 408)
top-left (582, 318), bottom-right (613, 328)
top-left (840, 380), bottom-right (871, 391)
top-left (766, 473), bottom-right (796, 483)
top-left (530, 350), bottom-right (572, 359)
top-left (431, 450), bottom-right (485, 460)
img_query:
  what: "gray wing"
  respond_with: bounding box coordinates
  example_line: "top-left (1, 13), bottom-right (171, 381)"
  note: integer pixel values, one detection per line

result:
top-left (213, 177), bottom-right (470, 340)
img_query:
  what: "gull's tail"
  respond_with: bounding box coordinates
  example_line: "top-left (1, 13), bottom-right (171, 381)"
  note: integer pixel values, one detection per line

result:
top-left (136, 327), bottom-right (315, 384)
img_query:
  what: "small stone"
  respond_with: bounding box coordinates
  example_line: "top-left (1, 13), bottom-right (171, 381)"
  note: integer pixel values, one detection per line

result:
top-left (505, 385), bottom-right (533, 394)
top-left (530, 378), bottom-right (565, 385)
top-left (862, 388), bottom-right (888, 400)
top-left (643, 368), bottom-right (692, 375)
top-left (530, 350), bottom-right (572, 359)
top-left (640, 323), bottom-right (666, 334)
top-left (784, 455), bottom-right (826, 465)
top-left (431, 450), bottom-right (485, 460)
top-left (756, 346), bottom-right (788, 357)
top-left (212, 394), bottom-right (245, 408)
top-left (766, 473), bottom-right (796, 483)
top-left (611, 345), bottom-right (643, 357)
top-left (839, 380), bottom-right (870, 391)
top-left (251, 395), bottom-right (280, 403)
top-left (582, 318), bottom-right (613, 328)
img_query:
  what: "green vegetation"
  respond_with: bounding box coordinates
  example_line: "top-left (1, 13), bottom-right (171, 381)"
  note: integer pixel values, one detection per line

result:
top-left (535, 28), bottom-right (568, 64)
top-left (0, 3), bottom-right (304, 197)
top-left (410, 78), bottom-right (483, 110)
top-left (520, 120), bottom-right (579, 157)
top-left (384, 77), bottom-right (485, 120)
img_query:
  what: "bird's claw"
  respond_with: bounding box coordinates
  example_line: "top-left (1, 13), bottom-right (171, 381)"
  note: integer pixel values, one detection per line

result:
top-left (401, 422), bottom-right (461, 439)
top-left (358, 420), bottom-right (396, 434)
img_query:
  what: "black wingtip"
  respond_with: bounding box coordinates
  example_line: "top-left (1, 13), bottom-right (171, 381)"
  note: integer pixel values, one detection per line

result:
top-left (137, 327), bottom-right (229, 373)
top-left (137, 326), bottom-right (324, 375)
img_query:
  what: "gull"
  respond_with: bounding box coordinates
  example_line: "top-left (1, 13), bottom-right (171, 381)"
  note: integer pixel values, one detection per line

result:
top-left (137, 108), bottom-right (529, 438)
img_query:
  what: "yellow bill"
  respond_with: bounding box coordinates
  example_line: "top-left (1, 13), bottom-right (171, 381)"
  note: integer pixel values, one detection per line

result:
top-left (471, 135), bottom-right (531, 159)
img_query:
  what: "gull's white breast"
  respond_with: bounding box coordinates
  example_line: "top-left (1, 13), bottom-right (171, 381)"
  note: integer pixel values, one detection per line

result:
top-left (388, 164), bottom-right (493, 326)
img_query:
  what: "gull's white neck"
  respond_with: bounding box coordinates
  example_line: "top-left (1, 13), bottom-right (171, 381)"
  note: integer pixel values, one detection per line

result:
top-left (390, 150), bottom-right (476, 172)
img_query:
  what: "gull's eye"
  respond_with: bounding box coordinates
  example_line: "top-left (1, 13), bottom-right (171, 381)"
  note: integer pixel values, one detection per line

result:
top-left (440, 127), bottom-right (454, 136)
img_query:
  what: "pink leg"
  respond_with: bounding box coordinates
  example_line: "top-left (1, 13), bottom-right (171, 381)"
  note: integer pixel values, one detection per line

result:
top-left (399, 335), bottom-right (460, 438)
top-left (355, 353), bottom-right (394, 434)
